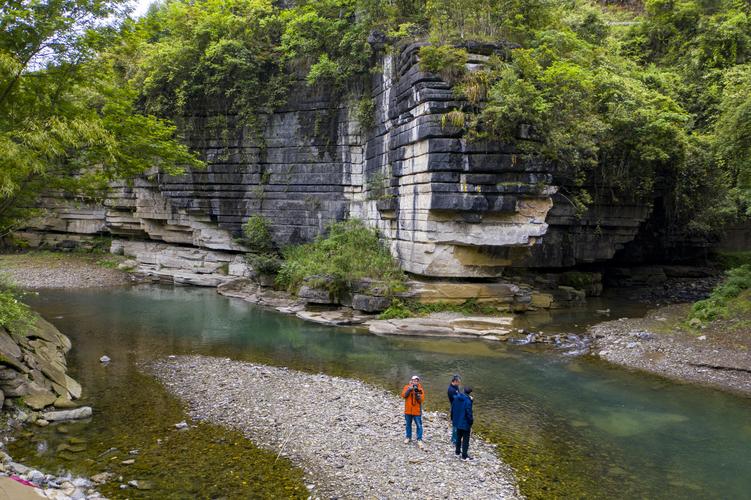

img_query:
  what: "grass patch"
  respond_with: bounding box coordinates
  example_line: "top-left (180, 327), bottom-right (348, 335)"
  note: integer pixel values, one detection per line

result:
top-left (379, 298), bottom-right (499, 320)
top-left (0, 278), bottom-right (33, 331)
top-left (96, 256), bottom-right (126, 269)
top-left (689, 265), bottom-right (751, 325)
top-left (276, 219), bottom-right (404, 297)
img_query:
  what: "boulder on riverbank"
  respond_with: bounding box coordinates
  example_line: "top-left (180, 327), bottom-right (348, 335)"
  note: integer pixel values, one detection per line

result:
top-left (0, 315), bottom-right (83, 413)
top-left (150, 355), bottom-right (521, 499)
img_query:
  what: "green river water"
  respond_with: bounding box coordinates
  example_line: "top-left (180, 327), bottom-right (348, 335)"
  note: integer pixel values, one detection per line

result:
top-left (10, 285), bottom-right (751, 499)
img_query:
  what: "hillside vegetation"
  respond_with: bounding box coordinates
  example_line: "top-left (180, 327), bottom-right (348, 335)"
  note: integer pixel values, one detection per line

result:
top-left (1, 0), bottom-right (750, 241)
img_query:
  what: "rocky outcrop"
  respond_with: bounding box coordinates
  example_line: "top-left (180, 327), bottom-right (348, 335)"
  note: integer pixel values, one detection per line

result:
top-left (111, 239), bottom-right (251, 287)
top-left (367, 314), bottom-right (513, 341)
top-left (0, 315), bottom-right (82, 412)
top-left (17, 42), bottom-right (654, 282)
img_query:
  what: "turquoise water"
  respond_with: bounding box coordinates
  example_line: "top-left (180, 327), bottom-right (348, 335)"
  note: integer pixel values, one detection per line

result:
top-left (15, 285), bottom-right (751, 499)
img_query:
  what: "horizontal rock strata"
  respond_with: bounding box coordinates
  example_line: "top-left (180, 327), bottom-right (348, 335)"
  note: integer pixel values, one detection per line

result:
top-left (18, 43), bottom-right (654, 282)
top-left (151, 355), bottom-right (520, 500)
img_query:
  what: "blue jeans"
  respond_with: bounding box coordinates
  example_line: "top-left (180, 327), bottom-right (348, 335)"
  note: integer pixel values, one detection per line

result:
top-left (451, 425), bottom-right (458, 444)
top-left (404, 414), bottom-right (423, 441)
top-left (456, 428), bottom-right (471, 458)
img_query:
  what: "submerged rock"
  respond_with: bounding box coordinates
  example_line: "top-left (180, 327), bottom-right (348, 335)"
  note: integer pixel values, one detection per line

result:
top-left (42, 406), bottom-right (92, 422)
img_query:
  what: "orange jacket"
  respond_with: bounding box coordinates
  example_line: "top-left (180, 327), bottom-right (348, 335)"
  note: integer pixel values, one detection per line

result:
top-left (402, 383), bottom-right (425, 415)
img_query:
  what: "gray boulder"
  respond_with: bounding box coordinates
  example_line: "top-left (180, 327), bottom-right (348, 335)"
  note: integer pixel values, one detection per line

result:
top-left (41, 406), bottom-right (92, 421)
top-left (351, 294), bottom-right (391, 313)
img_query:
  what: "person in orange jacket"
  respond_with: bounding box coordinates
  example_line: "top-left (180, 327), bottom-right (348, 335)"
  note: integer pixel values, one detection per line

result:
top-left (401, 375), bottom-right (426, 448)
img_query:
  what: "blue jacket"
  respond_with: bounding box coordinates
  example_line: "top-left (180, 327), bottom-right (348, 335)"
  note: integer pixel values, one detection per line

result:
top-left (447, 384), bottom-right (460, 404)
top-left (451, 393), bottom-right (474, 431)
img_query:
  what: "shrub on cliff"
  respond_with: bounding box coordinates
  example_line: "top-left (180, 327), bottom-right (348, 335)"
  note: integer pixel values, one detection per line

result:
top-left (276, 219), bottom-right (404, 295)
top-left (241, 215), bottom-right (275, 254)
top-left (240, 215), bottom-right (282, 276)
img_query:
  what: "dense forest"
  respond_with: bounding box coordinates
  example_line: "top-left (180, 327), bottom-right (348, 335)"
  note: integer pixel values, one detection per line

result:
top-left (1, 0), bottom-right (750, 239)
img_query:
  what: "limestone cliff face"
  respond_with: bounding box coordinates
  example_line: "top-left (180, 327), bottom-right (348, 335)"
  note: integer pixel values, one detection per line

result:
top-left (20, 43), bottom-right (652, 278)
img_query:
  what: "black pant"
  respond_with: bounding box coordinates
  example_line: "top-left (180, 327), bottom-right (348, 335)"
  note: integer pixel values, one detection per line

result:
top-left (455, 428), bottom-right (471, 458)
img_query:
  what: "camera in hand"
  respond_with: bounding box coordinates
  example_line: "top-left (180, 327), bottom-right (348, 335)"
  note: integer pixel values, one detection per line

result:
top-left (412, 384), bottom-right (419, 391)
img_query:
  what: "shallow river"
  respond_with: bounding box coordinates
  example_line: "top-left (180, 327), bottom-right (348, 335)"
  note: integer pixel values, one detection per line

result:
top-left (12, 286), bottom-right (751, 499)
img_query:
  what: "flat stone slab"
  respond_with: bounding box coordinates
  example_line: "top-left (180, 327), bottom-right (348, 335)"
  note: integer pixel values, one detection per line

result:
top-left (41, 406), bottom-right (92, 422)
top-left (449, 316), bottom-right (514, 330)
top-left (366, 314), bottom-right (512, 340)
top-left (295, 310), bottom-right (371, 326)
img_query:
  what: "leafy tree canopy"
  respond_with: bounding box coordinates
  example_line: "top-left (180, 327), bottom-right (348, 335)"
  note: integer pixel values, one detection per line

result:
top-left (0, 0), bottom-right (201, 235)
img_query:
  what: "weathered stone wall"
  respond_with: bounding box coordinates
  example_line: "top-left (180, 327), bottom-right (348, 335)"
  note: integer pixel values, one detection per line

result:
top-left (355, 42), bottom-right (651, 275)
top-left (19, 42), bottom-right (654, 279)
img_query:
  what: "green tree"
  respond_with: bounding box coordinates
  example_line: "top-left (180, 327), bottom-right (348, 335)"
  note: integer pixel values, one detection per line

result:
top-left (133, 0), bottom-right (286, 134)
top-left (0, 0), bottom-right (201, 235)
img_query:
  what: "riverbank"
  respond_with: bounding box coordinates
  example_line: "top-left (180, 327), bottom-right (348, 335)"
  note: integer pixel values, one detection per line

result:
top-left (0, 252), bottom-right (130, 289)
top-left (150, 355), bottom-right (521, 499)
top-left (591, 304), bottom-right (751, 397)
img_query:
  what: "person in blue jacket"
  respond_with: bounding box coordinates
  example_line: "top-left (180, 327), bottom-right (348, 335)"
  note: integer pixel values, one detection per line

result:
top-left (447, 374), bottom-right (461, 445)
top-left (451, 386), bottom-right (474, 460)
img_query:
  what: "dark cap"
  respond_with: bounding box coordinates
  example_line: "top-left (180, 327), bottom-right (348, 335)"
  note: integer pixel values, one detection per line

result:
top-left (451, 374), bottom-right (461, 382)
top-left (464, 386), bottom-right (473, 395)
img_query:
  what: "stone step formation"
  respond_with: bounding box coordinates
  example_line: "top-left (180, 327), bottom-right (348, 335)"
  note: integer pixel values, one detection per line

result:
top-left (18, 42), bottom-right (653, 288)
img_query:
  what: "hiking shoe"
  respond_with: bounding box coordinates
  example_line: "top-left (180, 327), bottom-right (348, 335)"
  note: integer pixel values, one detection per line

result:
top-left (417, 440), bottom-right (424, 449)
top-left (403, 438), bottom-right (411, 444)
top-left (462, 456), bottom-right (473, 461)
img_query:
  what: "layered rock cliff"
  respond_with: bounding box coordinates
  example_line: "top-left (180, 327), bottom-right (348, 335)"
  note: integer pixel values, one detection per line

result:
top-left (18, 42), bottom-right (653, 281)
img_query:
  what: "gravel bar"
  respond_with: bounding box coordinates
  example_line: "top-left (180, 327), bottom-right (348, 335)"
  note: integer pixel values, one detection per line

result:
top-left (150, 355), bottom-right (521, 499)
top-left (0, 254), bottom-right (130, 289)
top-left (591, 305), bottom-right (751, 397)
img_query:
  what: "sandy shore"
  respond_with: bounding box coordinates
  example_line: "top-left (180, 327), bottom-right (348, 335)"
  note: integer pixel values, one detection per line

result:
top-left (150, 355), bottom-right (521, 499)
top-left (591, 304), bottom-right (751, 397)
top-left (0, 253), bottom-right (130, 289)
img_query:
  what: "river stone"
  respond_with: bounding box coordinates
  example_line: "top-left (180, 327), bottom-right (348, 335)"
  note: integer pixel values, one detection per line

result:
top-left (30, 339), bottom-right (67, 370)
top-left (31, 317), bottom-right (71, 352)
top-left (351, 294), bottom-right (391, 313)
top-left (90, 472), bottom-right (115, 485)
top-left (297, 285), bottom-right (336, 305)
top-left (412, 281), bottom-right (521, 305)
top-left (449, 316), bottom-right (513, 330)
top-left (65, 375), bottom-right (82, 399)
top-left (36, 356), bottom-right (68, 390)
top-left (0, 350), bottom-right (27, 373)
top-left (42, 406), bottom-right (92, 421)
top-left (53, 395), bottom-right (77, 409)
top-left (24, 383), bottom-right (57, 410)
top-left (1, 375), bottom-right (30, 397)
top-left (367, 318), bottom-right (459, 337)
top-left (295, 310), bottom-right (369, 326)
top-left (0, 329), bottom-right (22, 360)
top-left (128, 480), bottom-right (154, 490)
